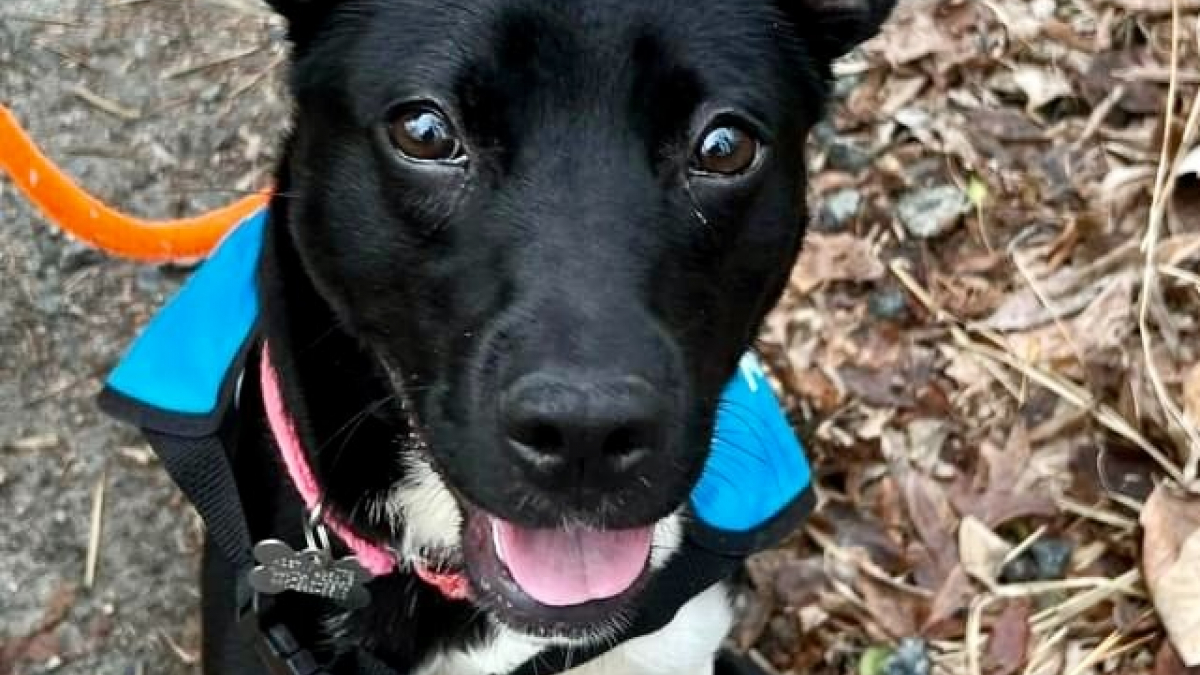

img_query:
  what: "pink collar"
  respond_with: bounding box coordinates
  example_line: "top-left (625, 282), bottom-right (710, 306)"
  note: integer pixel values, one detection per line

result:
top-left (259, 344), bottom-right (470, 600)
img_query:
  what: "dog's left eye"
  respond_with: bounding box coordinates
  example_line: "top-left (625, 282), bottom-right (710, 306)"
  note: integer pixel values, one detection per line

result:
top-left (387, 105), bottom-right (466, 164)
top-left (692, 121), bottom-right (761, 177)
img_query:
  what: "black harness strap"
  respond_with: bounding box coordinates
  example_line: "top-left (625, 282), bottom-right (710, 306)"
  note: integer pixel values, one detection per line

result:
top-left (143, 431), bottom-right (254, 575)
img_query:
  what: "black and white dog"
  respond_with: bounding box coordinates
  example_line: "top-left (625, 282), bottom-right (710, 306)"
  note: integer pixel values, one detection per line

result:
top-left (151, 1), bottom-right (895, 673)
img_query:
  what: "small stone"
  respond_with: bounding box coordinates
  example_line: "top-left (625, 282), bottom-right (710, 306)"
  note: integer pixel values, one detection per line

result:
top-left (833, 71), bottom-right (866, 101)
top-left (826, 140), bottom-right (874, 173)
top-left (818, 188), bottom-right (862, 230)
top-left (767, 614), bottom-right (800, 645)
top-left (869, 285), bottom-right (908, 320)
top-left (135, 267), bottom-right (163, 294)
top-left (883, 638), bottom-right (931, 675)
top-left (60, 241), bottom-right (105, 274)
top-left (897, 185), bottom-right (970, 239)
top-left (813, 121), bottom-right (839, 146)
top-left (1030, 538), bottom-right (1073, 580)
top-left (34, 293), bottom-right (61, 315)
top-left (1000, 554), bottom-right (1040, 584)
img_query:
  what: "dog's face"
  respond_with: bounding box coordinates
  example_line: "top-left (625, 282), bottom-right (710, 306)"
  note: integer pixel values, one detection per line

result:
top-left (269, 0), bottom-right (891, 638)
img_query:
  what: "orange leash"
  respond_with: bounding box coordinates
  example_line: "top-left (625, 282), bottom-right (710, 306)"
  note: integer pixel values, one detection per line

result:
top-left (0, 103), bottom-right (269, 263)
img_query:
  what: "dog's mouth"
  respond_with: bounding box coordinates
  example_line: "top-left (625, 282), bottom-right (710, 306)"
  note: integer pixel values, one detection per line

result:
top-left (377, 362), bottom-right (674, 634)
top-left (458, 503), bottom-right (655, 635)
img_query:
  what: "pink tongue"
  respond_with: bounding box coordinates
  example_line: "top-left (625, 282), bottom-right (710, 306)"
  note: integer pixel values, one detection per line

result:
top-left (492, 519), bottom-right (653, 607)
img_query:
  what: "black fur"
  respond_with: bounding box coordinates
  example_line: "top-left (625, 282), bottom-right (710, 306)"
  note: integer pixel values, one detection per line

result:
top-left (203, 1), bottom-right (894, 672)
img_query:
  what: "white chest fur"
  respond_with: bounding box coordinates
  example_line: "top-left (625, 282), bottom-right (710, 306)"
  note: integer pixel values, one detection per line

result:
top-left (416, 583), bottom-right (731, 675)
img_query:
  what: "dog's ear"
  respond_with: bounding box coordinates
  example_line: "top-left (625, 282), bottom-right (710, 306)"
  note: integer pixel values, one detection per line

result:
top-left (262, 0), bottom-right (338, 46)
top-left (778, 0), bottom-right (897, 61)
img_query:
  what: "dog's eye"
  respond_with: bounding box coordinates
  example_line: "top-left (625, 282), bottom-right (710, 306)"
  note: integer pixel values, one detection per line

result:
top-left (693, 123), bottom-right (760, 176)
top-left (388, 106), bottom-right (465, 163)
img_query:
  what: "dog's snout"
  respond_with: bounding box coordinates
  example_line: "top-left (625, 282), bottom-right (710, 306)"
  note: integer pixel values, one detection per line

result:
top-left (501, 372), bottom-right (663, 478)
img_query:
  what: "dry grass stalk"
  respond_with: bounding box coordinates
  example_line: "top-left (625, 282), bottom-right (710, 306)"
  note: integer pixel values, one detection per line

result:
top-left (806, 524), bottom-right (935, 597)
top-left (1022, 626), bottom-right (1070, 675)
top-left (1138, 0), bottom-right (1200, 485)
top-left (1062, 630), bottom-right (1156, 675)
top-left (1054, 496), bottom-right (1139, 530)
top-left (1000, 525), bottom-right (1048, 568)
top-left (890, 256), bottom-right (1186, 482)
top-left (1030, 569), bottom-right (1143, 633)
top-left (84, 468), bottom-right (107, 589)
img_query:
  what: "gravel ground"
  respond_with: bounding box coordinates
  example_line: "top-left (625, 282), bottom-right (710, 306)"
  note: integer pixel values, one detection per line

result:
top-left (1, 2), bottom-right (286, 673)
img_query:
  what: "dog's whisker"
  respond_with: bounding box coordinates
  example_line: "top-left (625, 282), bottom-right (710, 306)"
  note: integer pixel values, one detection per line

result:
top-left (297, 321), bottom-right (343, 355)
top-left (319, 396), bottom-right (399, 484)
top-left (315, 394), bottom-right (396, 455)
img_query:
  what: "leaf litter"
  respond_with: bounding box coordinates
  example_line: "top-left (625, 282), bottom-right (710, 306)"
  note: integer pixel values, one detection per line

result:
top-left (745, 0), bottom-right (1200, 672)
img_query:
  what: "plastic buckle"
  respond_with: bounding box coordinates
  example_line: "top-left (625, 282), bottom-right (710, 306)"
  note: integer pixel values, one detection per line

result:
top-left (237, 589), bottom-right (328, 675)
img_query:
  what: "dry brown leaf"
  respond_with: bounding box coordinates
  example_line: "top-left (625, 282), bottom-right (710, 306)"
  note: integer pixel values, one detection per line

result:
top-left (1171, 145), bottom-right (1200, 234)
top-left (1177, 146), bottom-right (1200, 179)
top-left (1156, 640), bottom-right (1200, 675)
top-left (792, 233), bottom-right (884, 294)
top-left (1184, 364), bottom-right (1200, 431)
top-left (944, 346), bottom-right (995, 388)
top-left (1012, 66), bottom-right (1075, 113)
top-left (1000, 273), bottom-right (1135, 365)
top-left (839, 365), bottom-right (916, 409)
top-left (790, 368), bottom-right (843, 413)
top-left (986, 600), bottom-right (1032, 675)
top-left (1109, 0), bottom-right (1200, 13)
top-left (881, 78), bottom-right (930, 118)
top-left (1160, 234), bottom-right (1200, 266)
top-left (952, 426), bottom-right (1058, 526)
top-left (934, 273), bottom-right (1005, 319)
top-left (899, 465), bottom-right (960, 584)
top-left (959, 516), bottom-right (1012, 587)
top-left (981, 0), bottom-right (1044, 41)
top-left (747, 549), bottom-right (798, 591)
top-left (967, 108), bottom-right (1045, 142)
top-left (867, 7), bottom-right (957, 65)
top-left (0, 584), bottom-right (77, 673)
top-left (987, 424), bottom-right (1030, 489)
top-left (771, 555), bottom-right (828, 609)
top-left (858, 576), bottom-right (921, 639)
top-left (817, 502), bottom-right (907, 573)
top-left (924, 565), bottom-right (975, 636)
top-left (981, 268), bottom-right (1114, 332)
top-left (1141, 484), bottom-right (1200, 666)
top-left (733, 590), bottom-right (773, 650)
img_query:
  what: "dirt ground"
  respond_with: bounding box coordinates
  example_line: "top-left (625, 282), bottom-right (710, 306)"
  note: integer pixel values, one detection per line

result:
top-left (1, 1), bottom-right (285, 672)
top-left (3, 1), bottom-right (1200, 675)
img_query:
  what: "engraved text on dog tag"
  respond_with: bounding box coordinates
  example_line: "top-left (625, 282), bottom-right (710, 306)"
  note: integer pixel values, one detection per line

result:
top-left (249, 540), bottom-right (372, 608)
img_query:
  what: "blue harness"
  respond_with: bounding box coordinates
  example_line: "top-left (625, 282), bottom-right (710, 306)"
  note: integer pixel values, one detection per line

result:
top-left (100, 208), bottom-right (814, 675)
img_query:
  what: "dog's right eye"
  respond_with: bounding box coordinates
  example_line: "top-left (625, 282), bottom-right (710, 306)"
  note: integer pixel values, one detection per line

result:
top-left (387, 105), bottom-right (466, 164)
top-left (692, 122), bottom-right (761, 177)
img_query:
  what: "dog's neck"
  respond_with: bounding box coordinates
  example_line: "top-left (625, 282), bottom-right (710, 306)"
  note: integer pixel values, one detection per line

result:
top-left (251, 186), bottom-right (495, 668)
top-left (256, 192), bottom-right (408, 544)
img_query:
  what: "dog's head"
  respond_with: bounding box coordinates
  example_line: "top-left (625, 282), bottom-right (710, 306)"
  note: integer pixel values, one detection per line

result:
top-left (266, 0), bottom-right (892, 639)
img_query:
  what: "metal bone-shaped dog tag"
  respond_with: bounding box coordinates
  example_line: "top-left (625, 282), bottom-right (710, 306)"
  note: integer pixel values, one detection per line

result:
top-left (249, 540), bottom-right (372, 609)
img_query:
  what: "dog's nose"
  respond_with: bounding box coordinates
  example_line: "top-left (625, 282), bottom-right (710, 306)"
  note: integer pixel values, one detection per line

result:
top-left (501, 372), bottom-right (664, 478)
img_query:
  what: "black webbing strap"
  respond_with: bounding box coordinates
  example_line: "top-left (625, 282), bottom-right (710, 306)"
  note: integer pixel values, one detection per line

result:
top-left (356, 650), bottom-right (406, 675)
top-left (143, 429), bottom-right (255, 576)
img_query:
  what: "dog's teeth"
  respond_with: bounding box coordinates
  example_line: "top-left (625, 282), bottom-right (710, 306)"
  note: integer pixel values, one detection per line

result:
top-left (491, 521), bottom-right (506, 563)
